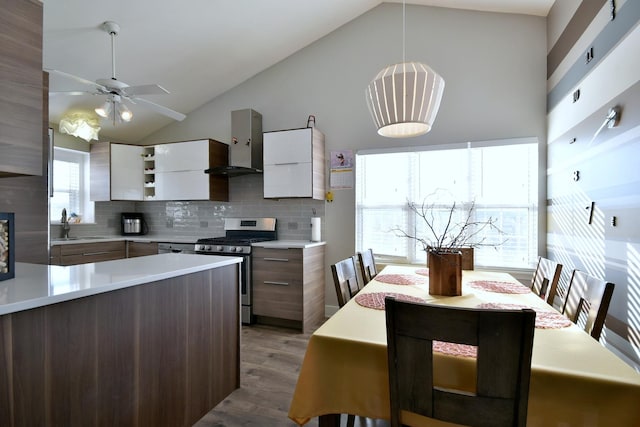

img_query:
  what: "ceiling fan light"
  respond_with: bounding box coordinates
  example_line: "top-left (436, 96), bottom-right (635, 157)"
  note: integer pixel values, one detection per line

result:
top-left (118, 103), bottom-right (133, 122)
top-left (95, 101), bottom-right (111, 118)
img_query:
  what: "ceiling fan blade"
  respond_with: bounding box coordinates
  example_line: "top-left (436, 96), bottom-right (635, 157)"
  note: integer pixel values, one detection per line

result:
top-left (49, 90), bottom-right (97, 96)
top-left (123, 84), bottom-right (170, 97)
top-left (131, 97), bottom-right (186, 121)
top-left (45, 68), bottom-right (107, 91)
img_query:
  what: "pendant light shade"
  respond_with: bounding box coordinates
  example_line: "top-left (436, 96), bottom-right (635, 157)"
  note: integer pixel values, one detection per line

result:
top-left (59, 111), bottom-right (101, 142)
top-left (366, 61), bottom-right (445, 138)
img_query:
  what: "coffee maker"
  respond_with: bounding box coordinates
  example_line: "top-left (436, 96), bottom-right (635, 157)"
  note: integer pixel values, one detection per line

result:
top-left (121, 212), bottom-right (148, 236)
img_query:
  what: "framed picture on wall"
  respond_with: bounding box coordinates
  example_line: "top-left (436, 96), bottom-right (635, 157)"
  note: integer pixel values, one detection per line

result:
top-left (0, 212), bottom-right (15, 281)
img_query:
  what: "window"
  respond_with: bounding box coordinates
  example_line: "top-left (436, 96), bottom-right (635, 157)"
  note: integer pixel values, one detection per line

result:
top-left (50, 147), bottom-right (94, 223)
top-left (355, 138), bottom-right (538, 269)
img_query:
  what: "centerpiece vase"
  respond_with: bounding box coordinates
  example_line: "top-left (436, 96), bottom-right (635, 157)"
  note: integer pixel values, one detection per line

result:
top-left (427, 249), bottom-right (462, 296)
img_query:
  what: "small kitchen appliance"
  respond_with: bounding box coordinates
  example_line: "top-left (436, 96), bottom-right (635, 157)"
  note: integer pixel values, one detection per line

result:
top-left (195, 217), bottom-right (277, 324)
top-left (121, 212), bottom-right (148, 236)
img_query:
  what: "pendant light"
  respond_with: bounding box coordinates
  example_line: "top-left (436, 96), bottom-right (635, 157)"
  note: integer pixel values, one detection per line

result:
top-left (365, 1), bottom-right (445, 138)
top-left (59, 111), bottom-right (101, 142)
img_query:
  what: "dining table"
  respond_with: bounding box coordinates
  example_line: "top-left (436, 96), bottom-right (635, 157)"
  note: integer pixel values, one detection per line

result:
top-left (288, 265), bottom-right (640, 427)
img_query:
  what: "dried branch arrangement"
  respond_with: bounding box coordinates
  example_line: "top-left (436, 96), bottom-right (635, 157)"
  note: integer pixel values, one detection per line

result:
top-left (393, 196), bottom-right (506, 253)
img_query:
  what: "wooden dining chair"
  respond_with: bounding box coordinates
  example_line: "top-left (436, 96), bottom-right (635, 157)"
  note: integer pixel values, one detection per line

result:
top-left (331, 256), bottom-right (367, 426)
top-left (562, 269), bottom-right (615, 341)
top-left (331, 256), bottom-right (362, 308)
top-left (357, 248), bottom-right (378, 285)
top-left (385, 297), bottom-right (536, 427)
top-left (531, 256), bottom-right (563, 307)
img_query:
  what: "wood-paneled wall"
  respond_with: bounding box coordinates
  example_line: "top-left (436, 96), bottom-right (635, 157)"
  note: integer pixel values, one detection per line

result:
top-left (546, 0), bottom-right (640, 369)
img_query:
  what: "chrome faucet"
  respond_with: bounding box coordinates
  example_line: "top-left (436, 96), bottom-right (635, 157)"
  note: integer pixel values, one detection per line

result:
top-left (61, 208), bottom-right (71, 239)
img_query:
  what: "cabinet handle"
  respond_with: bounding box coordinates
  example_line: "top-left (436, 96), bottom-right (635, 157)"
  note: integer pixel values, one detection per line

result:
top-left (264, 281), bottom-right (289, 286)
top-left (83, 251), bottom-right (110, 256)
top-left (274, 162), bottom-right (299, 166)
top-left (263, 257), bottom-right (289, 262)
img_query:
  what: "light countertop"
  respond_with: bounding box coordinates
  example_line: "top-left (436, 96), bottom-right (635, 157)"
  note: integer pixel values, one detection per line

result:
top-left (0, 254), bottom-right (242, 316)
top-left (51, 235), bottom-right (200, 245)
top-left (51, 237), bottom-right (326, 248)
top-left (252, 240), bottom-right (326, 249)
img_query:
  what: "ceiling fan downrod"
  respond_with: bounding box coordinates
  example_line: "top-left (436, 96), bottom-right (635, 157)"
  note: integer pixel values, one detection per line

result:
top-left (101, 21), bottom-right (120, 82)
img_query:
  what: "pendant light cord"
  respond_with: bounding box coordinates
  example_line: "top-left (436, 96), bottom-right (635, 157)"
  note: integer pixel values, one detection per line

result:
top-left (402, 0), bottom-right (406, 63)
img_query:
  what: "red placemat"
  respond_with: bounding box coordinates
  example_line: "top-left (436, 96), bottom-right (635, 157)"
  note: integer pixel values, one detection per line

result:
top-left (477, 303), bottom-right (573, 329)
top-left (375, 274), bottom-right (428, 286)
top-left (415, 268), bottom-right (429, 276)
top-left (355, 292), bottom-right (426, 310)
top-left (468, 280), bottom-right (531, 294)
top-left (433, 341), bottom-right (477, 358)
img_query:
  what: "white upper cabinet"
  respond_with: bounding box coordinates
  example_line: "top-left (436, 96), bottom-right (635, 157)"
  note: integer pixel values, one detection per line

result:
top-left (263, 129), bottom-right (313, 165)
top-left (110, 144), bottom-right (144, 200)
top-left (90, 140), bottom-right (228, 202)
top-left (263, 127), bottom-right (325, 200)
top-left (154, 140), bottom-right (211, 201)
top-left (154, 140), bottom-right (209, 172)
top-left (155, 170), bottom-right (210, 200)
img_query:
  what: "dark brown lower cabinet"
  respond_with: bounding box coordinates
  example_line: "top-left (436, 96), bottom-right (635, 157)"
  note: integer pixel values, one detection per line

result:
top-left (0, 264), bottom-right (240, 427)
top-left (127, 240), bottom-right (159, 258)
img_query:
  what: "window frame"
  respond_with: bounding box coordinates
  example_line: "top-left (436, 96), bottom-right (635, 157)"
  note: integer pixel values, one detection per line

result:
top-left (50, 146), bottom-right (95, 224)
top-left (355, 137), bottom-right (539, 269)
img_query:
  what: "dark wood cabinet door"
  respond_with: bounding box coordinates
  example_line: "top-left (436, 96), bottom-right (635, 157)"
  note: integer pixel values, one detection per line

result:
top-left (0, 0), bottom-right (43, 177)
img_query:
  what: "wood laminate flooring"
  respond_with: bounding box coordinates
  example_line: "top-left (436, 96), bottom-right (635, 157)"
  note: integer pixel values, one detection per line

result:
top-left (194, 323), bottom-right (390, 427)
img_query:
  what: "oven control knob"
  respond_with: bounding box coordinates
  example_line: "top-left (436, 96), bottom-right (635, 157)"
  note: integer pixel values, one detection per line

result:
top-left (231, 247), bottom-right (239, 252)
top-left (205, 245), bottom-right (212, 251)
top-left (216, 245), bottom-right (223, 251)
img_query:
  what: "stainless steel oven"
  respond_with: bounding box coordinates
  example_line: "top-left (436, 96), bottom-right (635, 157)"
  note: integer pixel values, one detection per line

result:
top-left (194, 218), bottom-right (276, 324)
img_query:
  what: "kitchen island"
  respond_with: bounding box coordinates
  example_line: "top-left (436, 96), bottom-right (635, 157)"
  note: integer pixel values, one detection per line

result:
top-left (0, 254), bottom-right (242, 427)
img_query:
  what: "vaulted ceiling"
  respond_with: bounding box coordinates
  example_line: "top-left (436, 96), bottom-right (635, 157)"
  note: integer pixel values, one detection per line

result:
top-left (43, 0), bottom-right (554, 143)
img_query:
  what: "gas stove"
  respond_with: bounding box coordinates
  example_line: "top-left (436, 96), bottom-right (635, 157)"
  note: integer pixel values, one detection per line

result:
top-left (194, 218), bottom-right (277, 325)
top-left (194, 218), bottom-right (277, 255)
top-left (195, 237), bottom-right (274, 254)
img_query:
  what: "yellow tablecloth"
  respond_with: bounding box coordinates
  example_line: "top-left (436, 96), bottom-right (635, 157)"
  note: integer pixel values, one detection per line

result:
top-left (288, 265), bottom-right (640, 427)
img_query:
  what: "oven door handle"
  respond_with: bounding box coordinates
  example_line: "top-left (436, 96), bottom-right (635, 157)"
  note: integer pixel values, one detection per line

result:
top-left (263, 280), bottom-right (289, 286)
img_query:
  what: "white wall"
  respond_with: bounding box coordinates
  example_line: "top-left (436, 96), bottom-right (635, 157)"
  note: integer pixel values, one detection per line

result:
top-left (142, 3), bottom-right (547, 308)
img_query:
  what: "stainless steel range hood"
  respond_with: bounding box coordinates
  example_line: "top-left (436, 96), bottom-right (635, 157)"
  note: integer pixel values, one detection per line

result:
top-left (205, 109), bottom-right (263, 176)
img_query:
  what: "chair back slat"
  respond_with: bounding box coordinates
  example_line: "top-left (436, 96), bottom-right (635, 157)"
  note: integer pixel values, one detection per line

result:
top-left (562, 269), bottom-right (614, 340)
top-left (357, 249), bottom-right (378, 285)
top-left (531, 256), bottom-right (563, 307)
top-left (331, 256), bottom-right (362, 307)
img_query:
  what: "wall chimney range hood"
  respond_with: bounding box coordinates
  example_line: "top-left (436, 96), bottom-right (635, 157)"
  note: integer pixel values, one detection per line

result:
top-left (205, 109), bottom-right (263, 176)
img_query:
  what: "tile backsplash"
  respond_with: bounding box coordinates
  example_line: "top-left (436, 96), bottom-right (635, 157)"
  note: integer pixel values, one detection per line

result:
top-left (53, 175), bottom-right (325, 242)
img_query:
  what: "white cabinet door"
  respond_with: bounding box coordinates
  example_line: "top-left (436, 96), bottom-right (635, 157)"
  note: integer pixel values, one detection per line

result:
top-left (263, 128), bottom-right (312, 165)
top-left (154, 140), bottom-right (209, 172)
top-left (263, 128), bottom-right (315, 198)
top-left (155, 170), bottom-right (209, 200)
top-left (264, 163), bottom-right (312, 198)
top-left (110, 144), bottom-right (144, 200)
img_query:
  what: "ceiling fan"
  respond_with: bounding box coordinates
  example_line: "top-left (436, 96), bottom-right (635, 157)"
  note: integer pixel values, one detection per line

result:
top-left (47, 21), bottom-right (186, 124)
